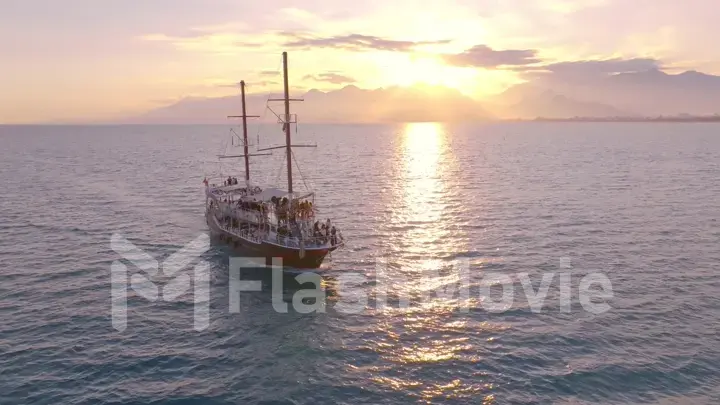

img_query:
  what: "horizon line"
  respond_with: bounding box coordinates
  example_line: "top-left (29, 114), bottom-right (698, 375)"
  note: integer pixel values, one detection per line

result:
top-left (5, 115), bottom-right (720, 126)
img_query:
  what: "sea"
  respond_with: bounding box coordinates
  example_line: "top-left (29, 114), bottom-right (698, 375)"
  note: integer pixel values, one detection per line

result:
top-left (0, 122), bottom-right (719, 405)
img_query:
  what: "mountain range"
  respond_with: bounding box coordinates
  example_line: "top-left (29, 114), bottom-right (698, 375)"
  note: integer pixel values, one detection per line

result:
top-left (495, 68), bottom-right (720, 118)
top-left (129, 84), bottom-right (492, 124)
top-left (126, 69), bottom-right (720, 123)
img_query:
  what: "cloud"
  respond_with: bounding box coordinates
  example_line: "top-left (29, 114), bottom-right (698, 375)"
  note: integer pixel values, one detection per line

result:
top-left (303, 72), bottom-right (356, 84)
top-left (536, 0), bottom-right (609, 14)
top-left (259, 70), bottom-right (279, 77)
top-left (231, 41), bottom-right (266, 48)
top-left (283, 33), bottom-right (450, 51)
top-left (443, 45), bottom-right (542, 68)
top-left (141, 29), bottom-right (452, 54)
top-left (140, 31), bottom-right (268, 53)
top-left (140, 22), bottom-right (252, 41)
top-left (191, 22), bottom-right (253, 34)
top-left (140, 34), bottom-right (181, 42)
top-left (536, 57), bottom-right (662, 75)
top-left (442, 44), bottom-right (662, 78)
top-left (514, 58), bottom-right (664, 83)
top-left (218, 80), bottom-right (279, 88)
top-left (509, 57), bottom-right (667, 89)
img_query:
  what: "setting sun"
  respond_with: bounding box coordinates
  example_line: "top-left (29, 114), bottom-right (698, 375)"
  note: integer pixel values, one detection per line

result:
top-left (380, 54), bottom-right (479, 95)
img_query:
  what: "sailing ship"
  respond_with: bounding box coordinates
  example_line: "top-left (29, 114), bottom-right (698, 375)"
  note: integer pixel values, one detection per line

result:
top-left (203, 51), bottom-right (344, 268)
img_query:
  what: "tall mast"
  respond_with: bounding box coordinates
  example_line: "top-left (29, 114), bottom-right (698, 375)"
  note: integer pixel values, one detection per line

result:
top-left (225, 84), bottom-right (261, 177)
top-left (282, 51), bottom-right (293, 194)
top-left (241, 80), bottom-right (250, 181)
top-left (258, 52), bottom-right (315, 191)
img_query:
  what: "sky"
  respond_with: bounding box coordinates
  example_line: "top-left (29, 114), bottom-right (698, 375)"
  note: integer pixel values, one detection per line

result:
top-left (1, 0), bottom-right (719, 123)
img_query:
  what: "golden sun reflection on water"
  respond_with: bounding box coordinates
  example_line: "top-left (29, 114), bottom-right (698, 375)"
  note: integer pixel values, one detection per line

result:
top-left (401, 122), bottom-right (445, 225)
top-left (389, 122), bottom-right (464, 258)
top-left (359, 123), bottom-right (497, 403)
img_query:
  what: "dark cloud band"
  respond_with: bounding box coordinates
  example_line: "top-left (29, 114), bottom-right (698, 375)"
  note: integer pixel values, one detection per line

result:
top-left (283, 33), bottom-right (450, 51)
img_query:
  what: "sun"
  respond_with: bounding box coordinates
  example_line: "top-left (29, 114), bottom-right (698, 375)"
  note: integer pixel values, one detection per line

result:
top-left (377, 53), bottom-right (488, 97)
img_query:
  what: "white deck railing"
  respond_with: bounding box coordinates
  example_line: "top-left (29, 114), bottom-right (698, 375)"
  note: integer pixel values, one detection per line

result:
top-left (212, 205), bottom-right (344, 249)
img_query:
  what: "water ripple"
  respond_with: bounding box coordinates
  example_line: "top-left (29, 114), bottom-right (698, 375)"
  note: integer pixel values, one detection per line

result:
top-left (1, 123), bottom-right (719, 404)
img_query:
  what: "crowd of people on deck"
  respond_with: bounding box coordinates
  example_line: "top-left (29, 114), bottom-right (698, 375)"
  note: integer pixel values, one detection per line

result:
top-left (220, 214), bottom-right (339, 246)
top-left (221, 217), bottom-right (261, 241)
top-left (270, 196), bottom-right (314, 222)
top-left (210, 187), bottom-right (343, 246)
top-left (313, 219), bottom-right (339, 246)
top-left (224, 176), bottom-right (238, 186)
top-left (215, 194), bottom-right (314, 221)
top-left (237, 200), bottom-right (265, 212)
top-left (271, 219), bottom-right (339, 246)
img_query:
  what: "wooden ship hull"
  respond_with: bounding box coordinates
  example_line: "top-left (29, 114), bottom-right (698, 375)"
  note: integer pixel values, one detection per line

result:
top-left (206, 211), bottom-right (337, 269)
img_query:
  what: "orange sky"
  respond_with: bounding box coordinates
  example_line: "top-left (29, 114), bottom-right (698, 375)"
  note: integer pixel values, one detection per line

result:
top-left (1, 0), bottom-right (719, 123)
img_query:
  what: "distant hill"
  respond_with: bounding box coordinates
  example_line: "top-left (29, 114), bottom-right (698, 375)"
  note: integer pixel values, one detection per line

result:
top-left (496, 69), bottom-right (720, 117)
top-left (489, 86), bottom-right (633, 119)
top-left (127, 93), bottom-right (272, 124)
top-left (124, 68), bottom-right (720, 123)
top-left (126, 84), bottom-right (493, 124)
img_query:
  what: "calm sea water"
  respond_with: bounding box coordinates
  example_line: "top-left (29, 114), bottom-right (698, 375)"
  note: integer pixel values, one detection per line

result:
top-left (1, 123), bottom-right (719, 404)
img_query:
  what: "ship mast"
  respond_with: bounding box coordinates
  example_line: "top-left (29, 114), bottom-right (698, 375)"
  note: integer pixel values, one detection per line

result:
top-left (282, 52), bottom-right (293, 194)
top-left (241, 80), bottom-right (251, 181)
top-left (258, 51), bottom-right (316, 193)
top-left (224, 81), bottom-right (263, 181)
